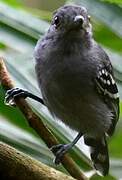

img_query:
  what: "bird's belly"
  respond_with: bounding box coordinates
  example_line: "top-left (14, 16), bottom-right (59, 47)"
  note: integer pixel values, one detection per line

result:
top-left (41, 74), bottom-right (112, 138)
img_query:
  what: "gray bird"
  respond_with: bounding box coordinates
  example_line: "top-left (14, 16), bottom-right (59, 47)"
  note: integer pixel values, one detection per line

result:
top-left (5, 5), bottom-right (119, 176)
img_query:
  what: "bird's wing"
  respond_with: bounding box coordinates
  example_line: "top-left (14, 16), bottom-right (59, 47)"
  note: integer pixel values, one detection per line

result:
top-left (95, 58), bottom-right (119, 136)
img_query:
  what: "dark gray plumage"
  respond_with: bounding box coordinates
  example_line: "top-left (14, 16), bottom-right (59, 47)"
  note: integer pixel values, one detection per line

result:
top-left (34, 5), bottom-right (119, 176)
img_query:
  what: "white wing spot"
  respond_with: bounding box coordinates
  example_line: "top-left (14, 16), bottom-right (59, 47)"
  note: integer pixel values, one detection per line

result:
top-left (110, 74), bottom-right (115, 85)
top-left (100, 77), bottom-right (104, 82)
top-left (102, 69), bottom-right (105, 74)
top-left (99, 71), bottom-right (102, 76)
top-left (105, 71), bottom-right (108, 76)
top-left (112, 78), bottom-right (115, 85)
top-left (107, 80), bottom-right (111, 85)
top-left (103, 79), bottom-right (106, 84)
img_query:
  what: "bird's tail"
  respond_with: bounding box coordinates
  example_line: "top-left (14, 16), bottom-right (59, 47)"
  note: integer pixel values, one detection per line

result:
top-left (84, 135), bottom-right (109, 176)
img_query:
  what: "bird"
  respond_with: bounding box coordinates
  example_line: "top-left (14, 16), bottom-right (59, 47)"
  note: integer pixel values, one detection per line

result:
top-left (5, 5), bottom-right (119, 176)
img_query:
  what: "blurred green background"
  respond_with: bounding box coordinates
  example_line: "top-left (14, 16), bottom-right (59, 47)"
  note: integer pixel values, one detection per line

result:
top-left (0, 0), bottom-right (122, 179)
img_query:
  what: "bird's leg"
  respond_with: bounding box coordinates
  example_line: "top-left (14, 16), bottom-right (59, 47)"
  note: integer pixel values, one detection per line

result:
top-left (4, 87), bottom-right (45, 106)
top-left (51, 132), bottom-right (83, 164)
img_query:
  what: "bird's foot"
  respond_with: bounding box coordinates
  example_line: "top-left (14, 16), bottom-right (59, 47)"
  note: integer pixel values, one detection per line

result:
top-left (4, 87), bottom-right (28, 106)
top-left (51, 144), bottom-right (71, 165)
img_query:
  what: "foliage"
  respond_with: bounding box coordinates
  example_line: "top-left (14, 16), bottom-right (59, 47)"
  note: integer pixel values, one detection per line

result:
top-left (100, 0), bottom-right (122, 5)
top-left (0, 0), bottom-right (122, 179)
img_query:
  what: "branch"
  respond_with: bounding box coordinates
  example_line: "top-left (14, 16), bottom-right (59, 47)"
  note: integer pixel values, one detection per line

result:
top-left (0, 57), bottom-right (87, 180)
top-left (0, 141), bottom-right (76, 180)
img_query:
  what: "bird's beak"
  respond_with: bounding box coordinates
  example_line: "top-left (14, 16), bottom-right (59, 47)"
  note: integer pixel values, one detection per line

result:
top-left (74, 15), bottom-right (85, 28)
top-left (74, 15), bottom-right (84, 23)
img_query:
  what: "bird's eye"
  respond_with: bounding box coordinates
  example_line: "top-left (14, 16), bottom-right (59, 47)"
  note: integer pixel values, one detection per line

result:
top-left (54, 16), bottom-right (60, 27)
top-left (88, 15), bottom-right (91, 22)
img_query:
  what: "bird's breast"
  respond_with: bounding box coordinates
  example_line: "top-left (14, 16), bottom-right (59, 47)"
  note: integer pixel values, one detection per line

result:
top-left (36, 51), bottom-right (111, 137)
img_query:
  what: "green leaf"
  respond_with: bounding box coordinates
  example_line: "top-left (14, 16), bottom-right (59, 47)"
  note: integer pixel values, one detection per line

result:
top-left (0, 0), bottom-right (23, 7)
top-left (0, 2), bottom-right (49, 39)
top-left (100, 0), bottom-right (122, 5)
top-left (0, 42), bottom-right (7, 49)
top-left (93, 20), bottom-right (122, 52)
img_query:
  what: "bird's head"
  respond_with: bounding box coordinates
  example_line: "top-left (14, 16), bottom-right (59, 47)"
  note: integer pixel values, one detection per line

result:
top-left (50, 5), bottom-right (92, 38)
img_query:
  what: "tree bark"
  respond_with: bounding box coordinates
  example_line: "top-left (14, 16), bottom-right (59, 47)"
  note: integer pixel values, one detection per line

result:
top-left (0, 142), bottom-right (76, 180)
